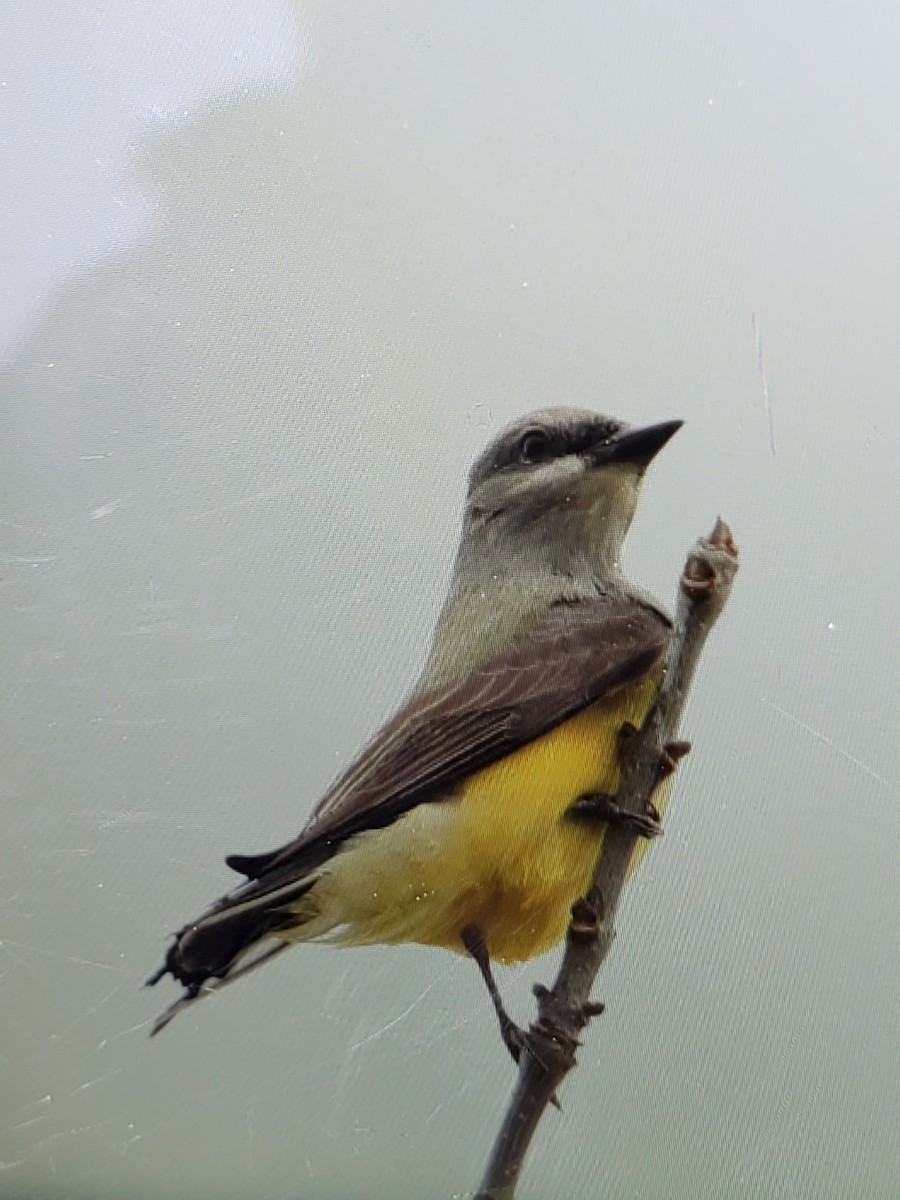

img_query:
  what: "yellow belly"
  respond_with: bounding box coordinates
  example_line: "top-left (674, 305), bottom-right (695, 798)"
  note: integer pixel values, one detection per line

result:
top-left (294, 673), bottom-right (664, 963)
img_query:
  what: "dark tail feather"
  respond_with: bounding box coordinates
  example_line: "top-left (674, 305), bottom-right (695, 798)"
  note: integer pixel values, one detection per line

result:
top-left (149, 941), bottom-right (291, 1035)
top-left (147, 874), bottom-right (317, 1032)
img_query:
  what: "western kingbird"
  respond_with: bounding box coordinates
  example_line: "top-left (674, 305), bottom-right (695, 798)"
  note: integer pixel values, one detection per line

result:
top-left (149, 408), bottom-right (681, 1045)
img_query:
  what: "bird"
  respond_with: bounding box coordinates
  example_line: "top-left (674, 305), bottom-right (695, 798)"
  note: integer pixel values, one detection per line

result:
top-left (148, 407), bottom-right (681, 1053)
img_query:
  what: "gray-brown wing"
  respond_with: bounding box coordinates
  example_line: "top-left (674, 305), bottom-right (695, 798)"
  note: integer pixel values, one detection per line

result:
top-left (230, 599), bottom-right (670, 890)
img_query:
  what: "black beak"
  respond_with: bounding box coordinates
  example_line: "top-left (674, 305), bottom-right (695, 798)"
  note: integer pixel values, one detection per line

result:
top-left (593, 419), bottom-right (683, 468)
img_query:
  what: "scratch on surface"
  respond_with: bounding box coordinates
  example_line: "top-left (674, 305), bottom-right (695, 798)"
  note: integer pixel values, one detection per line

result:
top-left (0, 519), bottom-right (49, 536)
top-left (0, 938), bottom-right (126, 974)
top-left (347, 966), bottom-right (454, 1052)
top-left (8, 1115), bottom-right (49, 1135)
top-left (89, 498), bottom-right (124, 520)
top-left (0, 939), bottom-right (47, 983)
top-left (0, 552), bottom-right (58, 564)
top-left (423, 1101), bottom-right (447, 1129)
top-left (751, 312), bottom-right (777, 456)
top-left (325, 1019), bottom-right (368, 1133)
top-left (96, 806), bottom-right (156, 830)
top-left (186, 489), bottom-right (288, 522)
top-left (90, 717), bottom-right (167, 728)
top-left (763, 698), bottom-right (895, 793)
top-left (32, 1117), bottom-right (118, 1149)
top-left (67, 982), bottom-right (126, 1030)
top-left (70, 1068), bottom-right (124, 1097)
top-left (100, 1017), bottom-right (158, 1047)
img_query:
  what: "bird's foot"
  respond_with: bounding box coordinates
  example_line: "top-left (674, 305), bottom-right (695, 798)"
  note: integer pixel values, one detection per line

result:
top-left (568, 791), bottom-right (662, 839)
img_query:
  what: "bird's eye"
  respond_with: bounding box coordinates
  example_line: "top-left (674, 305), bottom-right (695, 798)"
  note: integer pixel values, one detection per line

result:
top-left (518, 430), bottom-right (553, 464)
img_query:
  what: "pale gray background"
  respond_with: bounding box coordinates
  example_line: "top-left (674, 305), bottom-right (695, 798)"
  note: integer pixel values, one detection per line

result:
top-left (2, 2), bottom-right (899, 1198)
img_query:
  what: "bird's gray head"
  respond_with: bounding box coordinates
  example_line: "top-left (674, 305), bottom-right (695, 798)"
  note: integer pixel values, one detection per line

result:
top-left (457, 407), bottom-right (682, 587)
top-left (419, 407), bottom-right (681, 690)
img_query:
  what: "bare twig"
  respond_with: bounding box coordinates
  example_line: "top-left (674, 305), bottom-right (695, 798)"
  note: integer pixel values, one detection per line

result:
top-left (475, 519), bottom-right (739, 1200)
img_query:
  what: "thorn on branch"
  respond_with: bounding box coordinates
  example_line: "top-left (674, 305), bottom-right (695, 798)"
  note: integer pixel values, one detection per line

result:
top-left (658, 738), bottom-right (692, 779)
top-left (580, 1000), bottom-right (605, 1020)
top-left (568, 897), bottom-right (600, 942)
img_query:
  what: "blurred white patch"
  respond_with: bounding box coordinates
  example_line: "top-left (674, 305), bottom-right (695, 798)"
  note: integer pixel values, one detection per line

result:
top-left (89, 498), bottom-right (123, 520)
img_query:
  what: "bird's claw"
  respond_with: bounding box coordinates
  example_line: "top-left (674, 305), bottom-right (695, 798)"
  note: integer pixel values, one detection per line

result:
top-left (569, 791), bottom-right (662, 839)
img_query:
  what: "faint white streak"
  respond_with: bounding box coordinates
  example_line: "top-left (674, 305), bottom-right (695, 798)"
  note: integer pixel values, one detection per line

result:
top-left (325, 1020), bottom-right (367, 1133)
top-left (0, 939), bottom-right (45, 981)
top-left (89, 498), bottom-right (125, 519)
top-left (763, 698), bottom-right (896, 793)
top-left (99, 1017), bottom-right (157, 1047)
top-left (115, 1123), bottom-right (144, 1156)
top-left (0, 938), bottom-right (126, 974)
top-left (0, 553), bottom-right (57, 564)
top-left (0, 519), bottom-right (48, 536)
top-left (751, 312), bottom-right (777, 456)
top-left (67, 982), bottom-right (126, 1029)
top-left (70, 1068), bottom-right (124, 1096)
top-left (97, 807), bottom-right (154, 830)
top-left (186, 488), bottom-right (290, 521)
top-left (8, 1115), bottom-right (49, 1134)
top-left (90, 718), bottom-right (167, 728)
top-left (423, 1101), bottom-right (446, 1129)
top-left (32, 1117), bottom-right (118, 1148)
top-left (347, 968), bottom-right (452, 1052)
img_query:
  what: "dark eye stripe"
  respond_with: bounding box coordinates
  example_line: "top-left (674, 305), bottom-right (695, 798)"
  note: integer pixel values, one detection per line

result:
top-left (468, 416), bottom-right (624, 491)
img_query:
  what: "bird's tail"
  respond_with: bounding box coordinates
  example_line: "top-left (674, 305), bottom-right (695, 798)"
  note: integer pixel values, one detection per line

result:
top-left (146, 872), bottom-right (319, 1035)
top-left (147, 940), bottom-right (292, 1035)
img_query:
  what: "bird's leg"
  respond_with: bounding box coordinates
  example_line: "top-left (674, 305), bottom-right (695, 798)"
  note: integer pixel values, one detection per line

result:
top-left (567, 791), bottom-right (662, 839)
top-left (461, 924), bottom-right (526, 1064)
